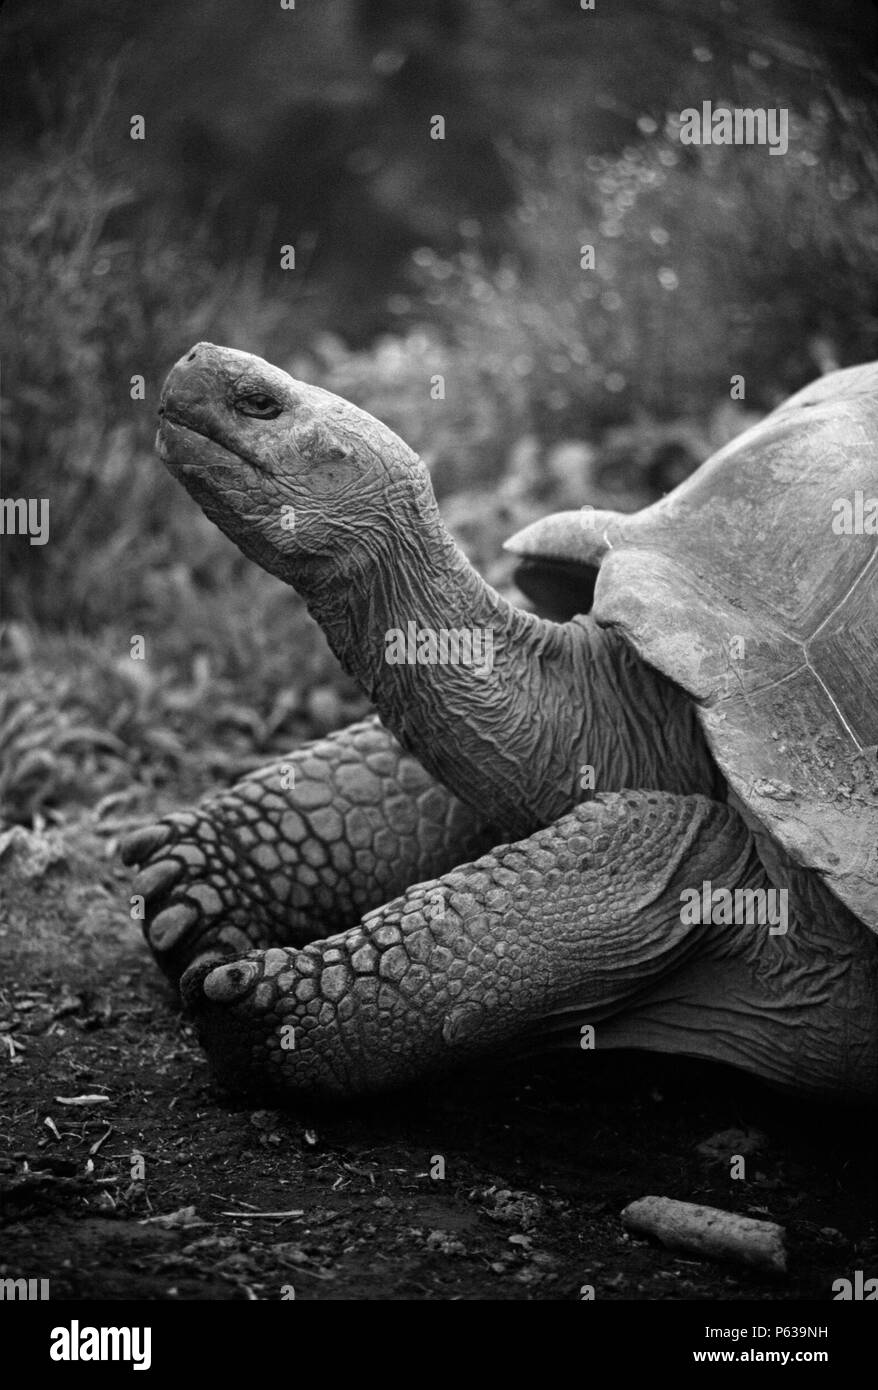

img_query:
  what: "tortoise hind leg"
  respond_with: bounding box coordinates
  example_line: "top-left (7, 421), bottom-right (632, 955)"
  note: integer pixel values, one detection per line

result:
top-left (121, 717), bottom-right (500, 984)
top-left (179, 789), bottom-right (877, 1103)
top-left (596, 862), bottom-right (878, 1104)
top-left (174, 791), bottom-right (769, 1098)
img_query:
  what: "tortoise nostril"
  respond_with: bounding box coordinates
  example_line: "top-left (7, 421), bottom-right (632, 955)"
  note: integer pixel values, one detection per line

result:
top-left (186, 350), bottom-right (197, 362)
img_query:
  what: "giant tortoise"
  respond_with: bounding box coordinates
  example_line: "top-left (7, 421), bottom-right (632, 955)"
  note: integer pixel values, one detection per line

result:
top-left (121, 345), bottom-right (878, 1104)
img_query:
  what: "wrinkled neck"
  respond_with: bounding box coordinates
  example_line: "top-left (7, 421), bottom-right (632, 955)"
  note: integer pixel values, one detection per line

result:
top-left (283, 480), bottom-right (571, 834)
top-left (279, 478), bottom-right (720, 838)
top-left (320, 492), bottom-right (527, 687)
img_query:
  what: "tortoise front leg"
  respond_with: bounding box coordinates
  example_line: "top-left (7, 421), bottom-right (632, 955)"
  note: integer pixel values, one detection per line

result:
top-left (121, 718), bottom-right (500, 983)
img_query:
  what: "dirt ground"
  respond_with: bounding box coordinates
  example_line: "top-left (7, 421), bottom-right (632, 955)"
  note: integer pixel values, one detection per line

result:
top-left (1, 815), bottom-right (875, 1303)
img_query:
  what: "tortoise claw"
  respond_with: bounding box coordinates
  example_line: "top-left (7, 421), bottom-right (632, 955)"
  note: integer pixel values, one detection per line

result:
top-left (132, 858), bottom-right (184, 902)
top-left (120, 813), bottom-right (201, 866)
top-left (181, 955), bottom-right (234, 1009)
top-left (148, 903), bottom-right (198, 953)
top-left (119, 823), bottom-right (173, 866)
top-left (202, 959), bottom-right (262, 1004)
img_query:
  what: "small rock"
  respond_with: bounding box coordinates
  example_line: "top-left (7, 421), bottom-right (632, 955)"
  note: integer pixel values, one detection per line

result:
top-left (249, 1109), bottom-right (283, 1131)
top-left (425, 1229), bottom-right (465, 1256)
top-left (476, 1186), bottom-right (544, 1230)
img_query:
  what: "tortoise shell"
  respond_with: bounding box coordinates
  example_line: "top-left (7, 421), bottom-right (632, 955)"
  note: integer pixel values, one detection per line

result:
top-left (507, 363), bottom-right (878, 930)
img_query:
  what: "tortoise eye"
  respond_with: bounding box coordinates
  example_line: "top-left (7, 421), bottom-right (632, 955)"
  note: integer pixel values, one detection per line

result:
top-left (234, 392), bottom-right (282, 419)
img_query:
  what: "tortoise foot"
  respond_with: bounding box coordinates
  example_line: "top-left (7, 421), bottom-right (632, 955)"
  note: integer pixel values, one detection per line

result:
top-left (180, 947), bottom-right (344, 1099)
top-left (121, 719), bottom-right (499, 987)
top-left (121, 805), bottom-right (295, 982)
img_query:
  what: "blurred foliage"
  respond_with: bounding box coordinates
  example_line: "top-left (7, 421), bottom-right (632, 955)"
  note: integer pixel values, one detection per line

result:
top-left (1, 0), bottom-right (876, 821)
top-left (290, 102), bottom-right (878, 492)
top-left (405, 102), bottom-right (878, 446)
top-left (0, 613), bottom-right (368, 825)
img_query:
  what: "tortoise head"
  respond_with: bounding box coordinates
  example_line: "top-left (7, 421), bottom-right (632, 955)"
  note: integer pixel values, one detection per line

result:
top-left (156, 342), bottom-right (429, 578)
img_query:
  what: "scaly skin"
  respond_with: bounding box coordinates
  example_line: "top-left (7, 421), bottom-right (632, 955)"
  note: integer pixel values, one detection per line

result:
top-left (122, 718), bottom-right (501, 981)
top-left (119, 342), bottom-right (877, 1104)
top-left (178, 792), bottom-right (878, 1104)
